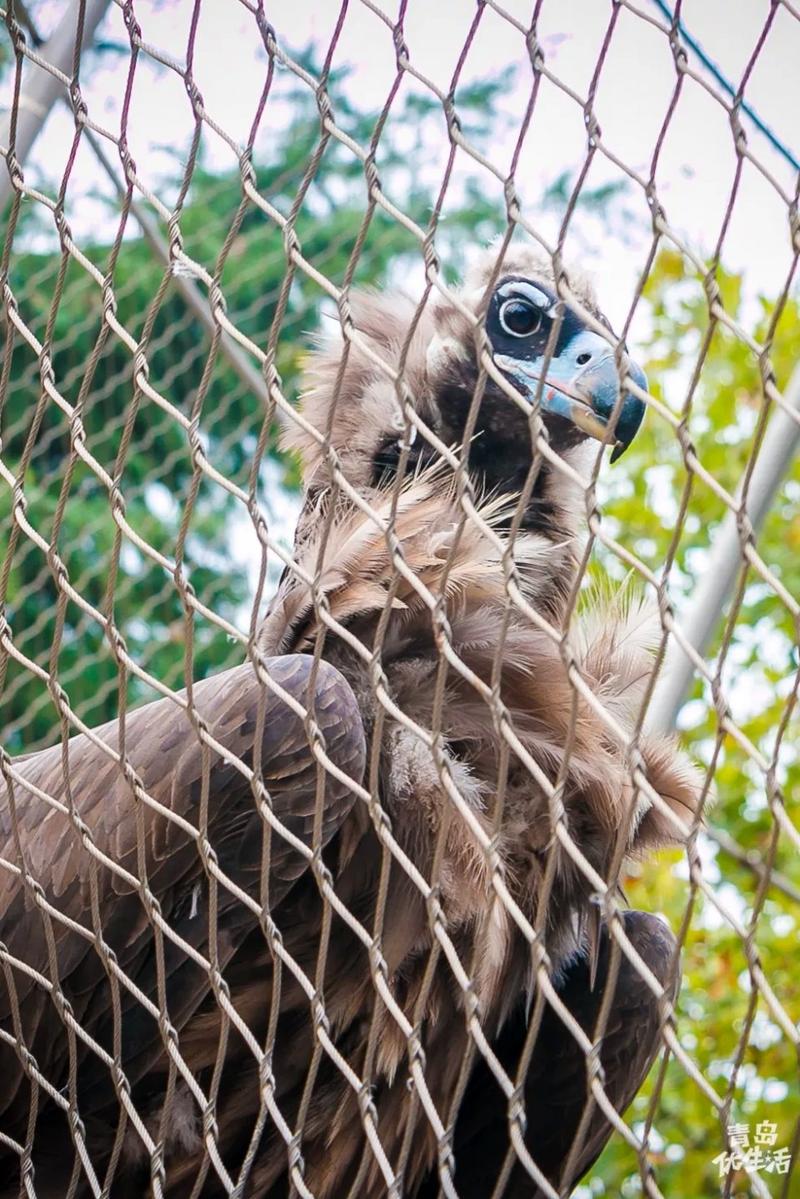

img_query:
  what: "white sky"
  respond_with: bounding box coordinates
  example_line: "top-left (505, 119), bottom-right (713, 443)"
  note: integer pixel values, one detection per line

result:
top-left (7, 0), bottom-right (799, 345)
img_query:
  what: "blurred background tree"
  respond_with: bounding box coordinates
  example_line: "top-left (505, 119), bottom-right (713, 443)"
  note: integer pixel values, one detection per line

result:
top-left (2, 61), bottom-right (512, 749)
top-left (584, 251), bottom-right (800, 1197)
top-left (0, 51), bottom-right (625, 751)
top-left (1, 23), bottom-right (798, 1198)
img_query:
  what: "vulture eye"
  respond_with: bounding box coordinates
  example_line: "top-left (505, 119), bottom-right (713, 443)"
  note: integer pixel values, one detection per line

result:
top-left (499, 298), bottom-right (543, 338)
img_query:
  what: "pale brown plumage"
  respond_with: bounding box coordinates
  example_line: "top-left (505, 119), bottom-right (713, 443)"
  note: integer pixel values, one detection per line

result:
top-left (0, 246), bottom-right (702, 1198)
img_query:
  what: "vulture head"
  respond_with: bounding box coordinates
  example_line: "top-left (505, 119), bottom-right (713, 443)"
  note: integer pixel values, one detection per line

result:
top-left (426, 245), bottom-right (647, 466)
top-left (288, 245), bottom-right (647, 540)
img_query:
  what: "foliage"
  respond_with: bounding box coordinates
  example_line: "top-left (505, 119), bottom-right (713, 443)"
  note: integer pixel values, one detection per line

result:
top-left (2, 62), bottom-right (513, 750)
top-left (588, 249), bottom-right (800, 1197)
top-left (2, 30), bottom-right (798, 1197)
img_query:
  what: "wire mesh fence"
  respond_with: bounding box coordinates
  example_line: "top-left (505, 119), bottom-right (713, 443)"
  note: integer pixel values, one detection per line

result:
top-left (0, 2), bottom-right (798, 1197)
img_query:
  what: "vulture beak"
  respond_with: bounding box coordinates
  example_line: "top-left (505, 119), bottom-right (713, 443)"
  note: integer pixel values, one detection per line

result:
top-left (494, 330), bottom-right (647, 461)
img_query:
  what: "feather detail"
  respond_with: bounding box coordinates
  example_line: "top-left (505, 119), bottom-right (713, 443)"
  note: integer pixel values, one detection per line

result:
top-left (254, 255), bottom-right (705, 1196)
top-left (262, 464), bottom-right (705, 1000)
top-left (261, 469), bottom-right (545, 655)
top-left (0, 250), bottom-right (708, 1199)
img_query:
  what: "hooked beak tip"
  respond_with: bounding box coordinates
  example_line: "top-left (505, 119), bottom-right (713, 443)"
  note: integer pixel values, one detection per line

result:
top-left (493, 347), bottom-right (647, 460)
top-left (580, 357), bottom-right (647, 462)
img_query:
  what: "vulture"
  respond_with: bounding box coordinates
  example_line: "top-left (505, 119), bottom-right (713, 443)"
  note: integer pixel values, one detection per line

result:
top-left (0, 245), bottom-right (702, 1198)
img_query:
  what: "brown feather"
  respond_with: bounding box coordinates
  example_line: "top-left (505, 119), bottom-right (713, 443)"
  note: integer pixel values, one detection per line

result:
top-left (0, 247), bottom-right (703, 1198)
top-left (218, 255), bottom-right (703, 1196)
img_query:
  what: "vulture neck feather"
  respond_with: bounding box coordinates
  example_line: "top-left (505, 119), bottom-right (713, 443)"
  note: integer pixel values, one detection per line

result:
top-left (424, 354), bottom-right (587, 542)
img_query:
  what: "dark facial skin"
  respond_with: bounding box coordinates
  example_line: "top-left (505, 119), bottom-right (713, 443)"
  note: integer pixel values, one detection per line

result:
top-left (484, 277), bottom-right (589, 365)
top-left (372, 277), bottom-right (595, 538)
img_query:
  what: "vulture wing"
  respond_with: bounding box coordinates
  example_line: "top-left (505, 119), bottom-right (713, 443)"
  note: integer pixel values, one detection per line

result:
top-left (421, 910), bottom-right (678, 1198)
top-left (0, 654), bottom-right (365, 1134)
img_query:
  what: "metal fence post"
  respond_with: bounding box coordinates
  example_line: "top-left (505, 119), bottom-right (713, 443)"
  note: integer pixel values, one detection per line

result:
top-left (648, 366), bottom-right (800, 734)
top-left (0, 0), bottom-right (110, 215)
